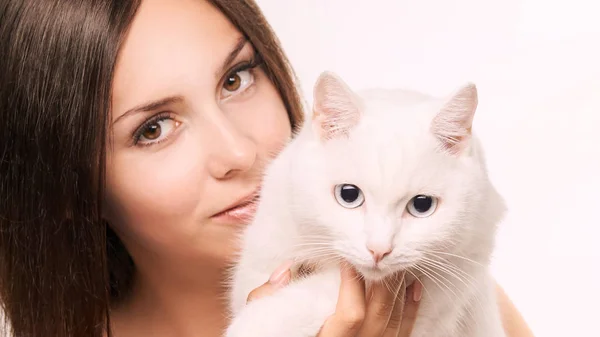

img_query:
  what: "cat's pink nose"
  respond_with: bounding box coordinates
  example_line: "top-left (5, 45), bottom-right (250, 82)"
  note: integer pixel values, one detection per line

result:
top-left (367, 246), bottom-right (392, 264)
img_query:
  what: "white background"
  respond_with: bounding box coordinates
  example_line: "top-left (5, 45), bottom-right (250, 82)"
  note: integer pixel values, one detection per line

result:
top-left (256, 0), bottom-right (600, 336)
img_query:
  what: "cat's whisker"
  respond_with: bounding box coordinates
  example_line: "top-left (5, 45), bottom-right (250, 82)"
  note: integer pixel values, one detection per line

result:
top-left (294, 251), bottom-right (337, 260)
top-left (420, 249), bottom-right (490, 316)
top-left (300, 238), bottom-right (331, 242)
top-left (296, 245), bottom-right (335, 252)
top-left (338, 262), bottom-right (365, 283)
top-left (296, 243), bottom-right (334, 248)
top-left (408, 267), bottom-right (451, 334)
top-left (419, 262), bottom-right (483, 329)
top-left (294, 240), bottom-right (334, 246)
top-left (292, 243), bottom-right (333, 249)
top-left (420, 250), bottom-right (485, 268)
top-left (381, 276), bottom-right (395, 295)
top-left (382, 265), bottom-right (399, 295)
top-left (418, 264), bottom-right (477, 335)
top-left (412, 265), bottom-right (453, 305)
top-left (420, 256), bottom-right (478, 287)
top-left (419, 253), bottom-right (488, 307)
top-left (421, 262), bottom-right (468, 298)
top-left (293, 246), bottom-right (339, 259)
top-left (299, 252), bottom-right (340, 263)
top-left (410, 266), bottom-right (455, 334)
top-left (406, 269), bottom-right (436, 315)
top-left (417, 264), bottom-right (459, 303)
top-left (420, 260), bottom-right (475, 297)
top-left (420, 260), bottom-right (485, 313)
top-left (302, 254), bottom-right (340, 262)
top-left (296, 234), bottom-right (332, 239)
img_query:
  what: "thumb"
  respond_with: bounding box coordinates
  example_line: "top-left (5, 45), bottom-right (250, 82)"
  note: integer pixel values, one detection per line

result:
top-left (246, 261), bottom-right (293, 303)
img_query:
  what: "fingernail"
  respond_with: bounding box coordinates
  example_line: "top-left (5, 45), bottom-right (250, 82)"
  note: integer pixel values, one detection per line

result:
top-left (413, 280), bottom-right (423, 302)
top-left (269, 260), bottom-right (293, 286)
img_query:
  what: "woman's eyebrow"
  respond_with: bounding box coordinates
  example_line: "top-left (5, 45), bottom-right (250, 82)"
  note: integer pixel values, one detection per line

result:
top-left (215, 36), bottom-right (248, 79)
top-left (114, 96), bottom-right (183, 125)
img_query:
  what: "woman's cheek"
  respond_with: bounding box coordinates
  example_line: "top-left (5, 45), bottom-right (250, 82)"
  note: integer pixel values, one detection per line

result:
top-left (105, 140), bottom-right (208, 243)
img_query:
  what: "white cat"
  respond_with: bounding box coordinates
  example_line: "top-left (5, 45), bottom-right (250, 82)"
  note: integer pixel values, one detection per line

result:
top-left (225, 71), bottom-right (507, 337)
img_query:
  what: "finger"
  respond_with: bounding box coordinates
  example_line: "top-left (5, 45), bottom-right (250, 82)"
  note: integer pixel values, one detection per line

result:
top-left (317, 263), bottom-right (366, 337)
top-left (382, 275), bottom-right (407, 337)
top-left (397, 280), bottom-right (423, 337)
top-left (246, 261), bottom-right (293, 303)
top-left (358, 271), bottom-right (405, 337)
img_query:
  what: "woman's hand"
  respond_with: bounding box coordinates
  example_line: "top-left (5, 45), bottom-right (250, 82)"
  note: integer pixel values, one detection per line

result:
top-left (247, 263), bottom-right (422, 337)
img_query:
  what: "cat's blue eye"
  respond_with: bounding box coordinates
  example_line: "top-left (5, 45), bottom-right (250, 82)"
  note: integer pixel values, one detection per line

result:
top-left (407, 195), bottom-right (438, 218)
top-left (334, 184), bottom-right (364, 209)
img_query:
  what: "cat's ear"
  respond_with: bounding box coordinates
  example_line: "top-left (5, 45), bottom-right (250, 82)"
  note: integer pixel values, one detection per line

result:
top-left (312, 71), bottom-right (362, 141)
top-left (431, 83), bottom-right (478, 155)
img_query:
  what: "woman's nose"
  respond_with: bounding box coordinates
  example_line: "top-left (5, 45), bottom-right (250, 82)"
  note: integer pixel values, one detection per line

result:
top-left (206, 119), bottom-right (257, 180)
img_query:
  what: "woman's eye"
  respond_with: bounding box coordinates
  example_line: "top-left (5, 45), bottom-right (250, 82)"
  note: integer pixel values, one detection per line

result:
top-left (406, 195), bottom-right (438, 218)
top-left (136, 117), bottom-right (180, 146)
top-left (221, 69), bottom-right (255, 99)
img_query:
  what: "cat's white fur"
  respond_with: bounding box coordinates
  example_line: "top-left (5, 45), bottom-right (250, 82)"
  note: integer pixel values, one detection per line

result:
top-left (225, 71), bottom-right (507, 337)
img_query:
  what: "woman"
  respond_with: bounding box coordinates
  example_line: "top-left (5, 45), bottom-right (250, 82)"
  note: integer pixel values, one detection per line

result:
top-left (0, 0), bottom-right (533, 336)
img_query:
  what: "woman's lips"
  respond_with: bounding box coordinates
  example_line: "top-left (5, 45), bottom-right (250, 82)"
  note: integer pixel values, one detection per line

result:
top-left (211, 195), bottom-right (259, 225)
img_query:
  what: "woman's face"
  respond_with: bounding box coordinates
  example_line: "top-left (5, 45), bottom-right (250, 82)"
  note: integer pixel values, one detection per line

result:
top-left (105, 0), bottom-right (291, 268)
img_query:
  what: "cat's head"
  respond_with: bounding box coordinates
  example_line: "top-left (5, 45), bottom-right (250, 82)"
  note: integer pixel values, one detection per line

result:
top-left (290, 71), bottom-right (505, 281)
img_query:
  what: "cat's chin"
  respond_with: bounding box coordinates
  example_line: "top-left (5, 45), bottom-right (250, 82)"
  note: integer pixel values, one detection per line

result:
top-left (354, 265), bottom-right (396, 282)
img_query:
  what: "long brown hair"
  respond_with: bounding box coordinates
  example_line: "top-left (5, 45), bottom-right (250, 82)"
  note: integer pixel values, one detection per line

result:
top-left (0, 1), bottom-right (305, 336)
